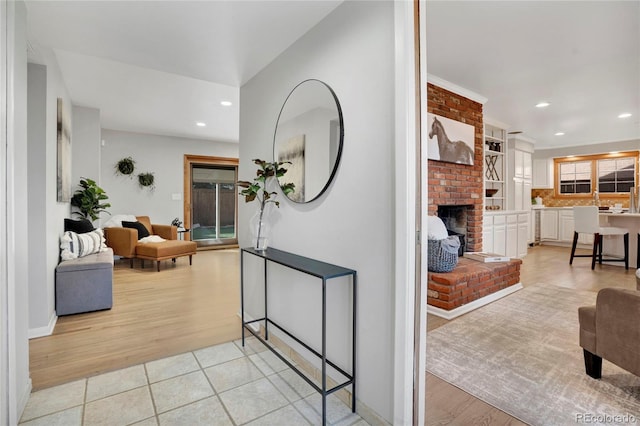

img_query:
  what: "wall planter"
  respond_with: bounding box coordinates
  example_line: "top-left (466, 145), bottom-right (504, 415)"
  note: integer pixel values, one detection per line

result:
top-left (115, 157), bottom-right (136, 176)
top-left (138, 172), bottom-right (155, 191)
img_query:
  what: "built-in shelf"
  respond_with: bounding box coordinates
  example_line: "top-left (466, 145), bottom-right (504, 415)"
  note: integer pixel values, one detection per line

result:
top-left (484, 122), bottom-right (507, 211)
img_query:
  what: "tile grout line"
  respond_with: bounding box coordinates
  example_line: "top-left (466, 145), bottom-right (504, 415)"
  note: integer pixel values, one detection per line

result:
top-left (193, 349), bottom-right (239, 426)
top-left (142, 362), bottom-right (160, 425)
top-left (81, 378), bottom-right (88, 426)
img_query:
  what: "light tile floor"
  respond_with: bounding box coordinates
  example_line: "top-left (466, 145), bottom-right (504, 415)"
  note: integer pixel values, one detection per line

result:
top-left (19, 337), bottom-right (368, 426)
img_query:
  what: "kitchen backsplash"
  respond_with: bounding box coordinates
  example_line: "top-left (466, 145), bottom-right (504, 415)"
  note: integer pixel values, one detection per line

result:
top-left (531, 188), bottom-right (634, 208)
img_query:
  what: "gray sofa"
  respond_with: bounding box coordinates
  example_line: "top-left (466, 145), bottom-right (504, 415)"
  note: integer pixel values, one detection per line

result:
top-left (55, 248), bottom-right (114, 316)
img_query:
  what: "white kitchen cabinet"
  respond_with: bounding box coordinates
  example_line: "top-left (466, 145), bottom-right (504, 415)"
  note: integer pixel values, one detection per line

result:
top-left (559, 210), bottom-right (575, 242)
top-left (518, 213), bottom-right (530, 257)
top-left (533, 158), bottom-right (554, 189)
top-left (540, 210), bottom-right (559, 240)
top-left (507, 136), bottom-right (534, 211)
top-left (559, 209), bottom-right (594, 245)
top-left (483, 211), bottom-right (529, 258)
top-left (506, 214), bottom-right (518, 258)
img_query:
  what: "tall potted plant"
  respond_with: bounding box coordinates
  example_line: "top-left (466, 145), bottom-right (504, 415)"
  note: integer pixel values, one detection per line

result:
top-left (70, 177), bottom-right (111, 222)
top-left (238, 159), bottom-right (294, 250)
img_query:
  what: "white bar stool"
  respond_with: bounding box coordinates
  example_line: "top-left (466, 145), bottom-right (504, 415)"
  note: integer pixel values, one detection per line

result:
top-left (569, 206), bottom-right (629, 270)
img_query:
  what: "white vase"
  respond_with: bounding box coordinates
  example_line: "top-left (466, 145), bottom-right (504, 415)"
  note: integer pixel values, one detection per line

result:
top-left (250, 207), bottom-right (271, 251)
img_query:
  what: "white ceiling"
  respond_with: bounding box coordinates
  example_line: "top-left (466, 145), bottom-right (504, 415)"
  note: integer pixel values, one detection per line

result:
top-left (24, 1), bottom-right (640, 149)
top-left (25, 0), bottom-right (342, 142)
top-left (426, 1), bottom-right (640, 150)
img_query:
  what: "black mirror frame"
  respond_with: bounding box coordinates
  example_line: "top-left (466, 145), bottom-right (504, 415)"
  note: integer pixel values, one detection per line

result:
top-left (273, 79), bottom-right (344, 204)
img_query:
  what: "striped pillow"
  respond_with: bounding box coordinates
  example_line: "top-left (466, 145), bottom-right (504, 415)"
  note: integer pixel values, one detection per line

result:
top-left (60, 228), bottom-right (107, 261)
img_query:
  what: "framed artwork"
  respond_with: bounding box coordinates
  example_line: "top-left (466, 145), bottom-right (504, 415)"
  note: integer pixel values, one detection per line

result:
top-left (57, 98), bottom-right (72, 202)
top-left (277, 134), bottom-right (305, 202)
top-left (427, 113), bottom-right (475, 166)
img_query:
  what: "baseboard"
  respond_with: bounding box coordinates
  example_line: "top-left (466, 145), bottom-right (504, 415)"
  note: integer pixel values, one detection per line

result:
top-left (427, 283), bottom-right (523, 320)
top-left (28, 312), bottom-right (57, 339)
top-left (18, 377), bottom-right (32, 420)
top-left (238, 313), bottom-right (390, 425)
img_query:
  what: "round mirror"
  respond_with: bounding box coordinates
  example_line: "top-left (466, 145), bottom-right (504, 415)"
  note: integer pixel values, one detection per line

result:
top-left (273, 79), bottom-right (344, 203)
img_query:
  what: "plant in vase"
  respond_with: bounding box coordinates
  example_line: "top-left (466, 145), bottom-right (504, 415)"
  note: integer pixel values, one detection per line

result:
top-left (238, 159), bottom-right (294, 251)
top-left (70, 177), bottom-right (111, 222)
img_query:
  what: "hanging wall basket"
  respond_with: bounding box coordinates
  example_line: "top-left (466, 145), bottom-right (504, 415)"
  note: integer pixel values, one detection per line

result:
top-left (115, 157), bottom-right (136, 176)
top-left (138, 172), bottom-right (155, 190)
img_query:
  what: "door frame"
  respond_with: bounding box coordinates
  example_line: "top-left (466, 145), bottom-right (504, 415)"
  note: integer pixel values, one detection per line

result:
top-left (183, 154), bottom-right (239, 248)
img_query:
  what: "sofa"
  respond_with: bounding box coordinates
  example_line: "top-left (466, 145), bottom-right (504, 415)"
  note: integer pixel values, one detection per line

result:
top-left (104, 216), bottom-right (197, 271)
top-left (578, 287), bottom-right (640, 379)
top-left (56, 247), bottom-right (114, 316)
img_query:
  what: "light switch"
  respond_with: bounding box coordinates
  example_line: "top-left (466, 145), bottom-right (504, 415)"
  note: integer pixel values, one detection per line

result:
top-left (171, 193), bottom-right (182, 201)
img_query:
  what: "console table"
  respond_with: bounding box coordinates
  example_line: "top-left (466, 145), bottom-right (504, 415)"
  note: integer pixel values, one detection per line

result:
top-left (240, 247), bottom-right (357, 424)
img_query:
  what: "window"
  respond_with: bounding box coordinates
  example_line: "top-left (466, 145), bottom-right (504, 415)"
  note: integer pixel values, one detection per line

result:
top-left (559, 161), bottom-right (591, 194)
top-left (598, 157), bottom-right (635, 193)
top-left (554, 151), bottom-right (638, 198)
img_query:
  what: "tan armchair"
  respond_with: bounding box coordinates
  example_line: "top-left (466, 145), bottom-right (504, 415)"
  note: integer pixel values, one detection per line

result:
top-left (104, 216), bottom-right (196, 271)
top-left (578, 288), bottom-right (640, 379)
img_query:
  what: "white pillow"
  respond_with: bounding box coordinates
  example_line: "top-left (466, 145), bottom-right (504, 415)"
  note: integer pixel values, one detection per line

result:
top-left (103, 214), bottom-right (137, 228)
top-left (60, 228), bottom-right (107, 260)
top-left (636, 268), bottom-right (640, 280)
top-left (427, 215), bottom-right (449, 240)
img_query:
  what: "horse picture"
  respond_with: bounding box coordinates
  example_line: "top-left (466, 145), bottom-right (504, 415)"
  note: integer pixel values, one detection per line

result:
top-left (427, 113), bottom-right (475, 166)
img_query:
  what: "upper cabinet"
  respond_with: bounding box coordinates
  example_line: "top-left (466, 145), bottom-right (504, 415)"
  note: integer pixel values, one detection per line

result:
top-left (483, 121), bottom-right (507, 211)
top-left (533, 158), bottom-right (554, 189)
top-left (507, 136), bottom-right (534, 211)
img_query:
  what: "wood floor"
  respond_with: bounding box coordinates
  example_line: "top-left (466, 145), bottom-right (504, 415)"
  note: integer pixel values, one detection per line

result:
top-left (425, 244), bottom-right (639, 425)
top-left (29, 245), bottom-right (639, 422)
top-left (29, 248), bottom-right (242, 391)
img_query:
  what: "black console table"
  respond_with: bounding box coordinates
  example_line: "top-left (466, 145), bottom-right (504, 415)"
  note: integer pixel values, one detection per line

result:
top-left (240, 247), bottom-right (357, 424)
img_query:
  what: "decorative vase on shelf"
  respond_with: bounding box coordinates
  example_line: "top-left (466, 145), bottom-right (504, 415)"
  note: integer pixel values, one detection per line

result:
top-left (250, 208), bottom-right (271, 251)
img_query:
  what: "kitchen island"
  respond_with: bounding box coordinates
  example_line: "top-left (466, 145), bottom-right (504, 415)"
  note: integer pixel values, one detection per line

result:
top-left (599, 212), bottom-right (640, 269)
top-left (534, 207), bottom-right (639, 269)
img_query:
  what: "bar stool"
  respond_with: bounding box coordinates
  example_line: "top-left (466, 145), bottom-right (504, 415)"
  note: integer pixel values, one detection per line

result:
top-left (570, 206), bottom-right (629, 270)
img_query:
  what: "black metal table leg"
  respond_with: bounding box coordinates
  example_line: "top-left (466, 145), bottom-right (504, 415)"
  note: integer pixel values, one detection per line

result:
top-left (322, 277), bottom-right (327, 425)
top-left (241, 250), bottom-right (245, 346)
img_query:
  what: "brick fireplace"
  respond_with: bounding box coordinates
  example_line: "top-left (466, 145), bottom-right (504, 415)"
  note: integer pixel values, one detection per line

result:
top-left (427, 83), bottom-right (484, 252)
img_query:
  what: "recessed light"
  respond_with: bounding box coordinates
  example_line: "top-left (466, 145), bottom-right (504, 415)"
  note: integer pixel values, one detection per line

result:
top-left (555, 132), bottom-right (565, 136)
top-left (536, 102), bottom-right (550, 108)
top-left (220, 101), bottom-right (232, 107)
top-left (196, 122), bottom-right (206, 127)
top-left (618, 113), bottom-right (632, 118)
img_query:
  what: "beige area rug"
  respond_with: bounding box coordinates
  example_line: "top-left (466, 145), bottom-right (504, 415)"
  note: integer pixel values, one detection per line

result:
top-left (427, 285), bottom-right (640, 425)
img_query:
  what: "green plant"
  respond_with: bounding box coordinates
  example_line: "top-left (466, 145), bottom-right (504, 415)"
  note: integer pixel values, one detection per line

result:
top-left (138, 172), bottom-right (155, 190)
top-left (70, 177), bottom-right (111, 221)
top-left (115, 157), bottom-right (135, 176)
top-left (238, 159), bottom-right (294, 249)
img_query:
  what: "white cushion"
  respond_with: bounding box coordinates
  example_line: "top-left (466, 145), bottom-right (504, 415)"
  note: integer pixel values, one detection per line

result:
top-left (636, 269), bottom-right (640, 280)
top-left (60, 228), bottom-right (107, 260)
top-left (103, 214), bottom-right (137, 228)
top-left (427, 215), bottom-right (449, 240)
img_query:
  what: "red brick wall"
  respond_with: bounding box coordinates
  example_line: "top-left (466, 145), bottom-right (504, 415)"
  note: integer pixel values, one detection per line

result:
top-left (427, 83), bottom-right (484, 251)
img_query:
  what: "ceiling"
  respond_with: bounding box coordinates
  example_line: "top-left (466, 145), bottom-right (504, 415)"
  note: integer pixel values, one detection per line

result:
top-left (25, 1), bottom-right (640, 150)
top-left (427, 1), bottom-right (640, 150)
top-left (25, 0), bottom-right (342, 143)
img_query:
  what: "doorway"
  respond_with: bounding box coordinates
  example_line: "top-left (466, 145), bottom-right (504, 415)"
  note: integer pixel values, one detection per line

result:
top-left (183, 155), bottom-right (239, 249)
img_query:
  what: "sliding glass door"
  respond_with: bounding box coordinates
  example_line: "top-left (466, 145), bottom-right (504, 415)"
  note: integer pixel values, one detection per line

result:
top-left (187, 159), bottom-right (238, 248)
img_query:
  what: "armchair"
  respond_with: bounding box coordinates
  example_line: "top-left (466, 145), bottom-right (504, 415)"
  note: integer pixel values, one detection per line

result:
top-left (104, 216), bottom-right (196, 271)
top-left (578, 288), bottom-right (640, 379)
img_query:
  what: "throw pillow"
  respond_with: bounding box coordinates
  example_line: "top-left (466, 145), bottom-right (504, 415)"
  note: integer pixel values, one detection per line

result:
top-left (122, 221), bottom-right (151, 240)
top-left (64, 218), bottom-right (95, 234)
top-left (103, 214), bottom-right (137, 228)
top-left (60, 228), bottom-right (107, 261)
top-left (427, 215), bottom-right (449, 240)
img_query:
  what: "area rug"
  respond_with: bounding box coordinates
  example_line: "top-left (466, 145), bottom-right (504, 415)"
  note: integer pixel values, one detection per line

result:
top-left (427, 285), bottom-right (640, 425)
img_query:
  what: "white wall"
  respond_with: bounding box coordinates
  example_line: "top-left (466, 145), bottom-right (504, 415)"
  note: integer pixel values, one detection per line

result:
top-left (240, 1), bottom-right (395, 421)
top-left (3, 0), bottom-right (32, 421)
top-left (25, 45), bottom-right (73, 335)
top-left (99, 129), bottom-right (238, 226)
top-left (71, 106), bottom-right (101, 187)
top-left (533, 139), bottom-right (640, 160)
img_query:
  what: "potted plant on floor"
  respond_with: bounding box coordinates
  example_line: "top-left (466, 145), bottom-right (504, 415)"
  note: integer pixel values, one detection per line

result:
top-left (70, 177), bottom-right (111, 222)
top-left (238, 159), bottom-right (294, 251)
